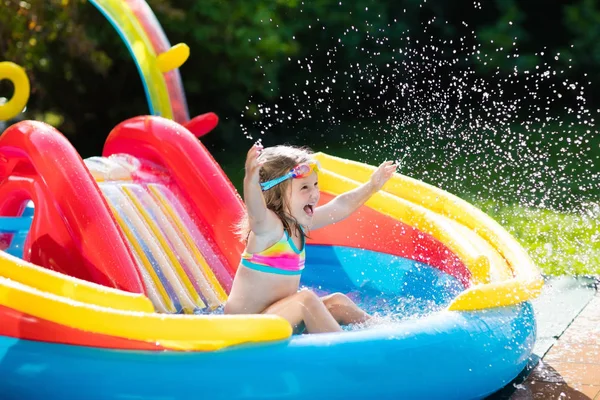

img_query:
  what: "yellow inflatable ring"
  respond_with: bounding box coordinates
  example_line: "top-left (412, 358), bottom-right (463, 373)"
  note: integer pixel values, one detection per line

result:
top-left (0, 62), bottom-right (30, 121)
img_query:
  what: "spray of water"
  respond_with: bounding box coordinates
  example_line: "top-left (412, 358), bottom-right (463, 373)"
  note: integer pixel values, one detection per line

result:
top-left (241, 3), bottom-right (599, 276)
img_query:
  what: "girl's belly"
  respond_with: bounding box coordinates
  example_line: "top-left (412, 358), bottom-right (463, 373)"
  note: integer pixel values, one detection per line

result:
top-left (226, 266), bottom-right (301, 313)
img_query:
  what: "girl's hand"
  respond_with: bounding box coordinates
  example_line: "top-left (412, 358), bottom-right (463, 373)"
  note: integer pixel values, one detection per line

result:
top-left (245, 143), bottom-right (264, 184)
top-left (369, 160), bottom-right (397, 191)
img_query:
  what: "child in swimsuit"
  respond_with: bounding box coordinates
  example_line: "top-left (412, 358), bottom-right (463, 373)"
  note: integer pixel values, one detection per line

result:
top-left (224, 144), bottom-right (397, 333)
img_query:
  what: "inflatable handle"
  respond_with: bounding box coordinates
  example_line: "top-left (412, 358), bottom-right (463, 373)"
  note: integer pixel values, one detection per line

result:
top-left (156, 43), bottom-right (190, 73)
top-left (0, 62), bottom-right (30, 121)
top-left (183, 112), bottom-right (219, 138)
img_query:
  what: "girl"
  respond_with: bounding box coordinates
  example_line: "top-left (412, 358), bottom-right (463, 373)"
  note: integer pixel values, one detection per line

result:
top-left (224, 144), bottom-right (397, 333)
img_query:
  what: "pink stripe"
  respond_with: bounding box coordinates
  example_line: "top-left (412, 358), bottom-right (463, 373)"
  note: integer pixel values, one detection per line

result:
top-left (248, 254), bottom-right (305, 271)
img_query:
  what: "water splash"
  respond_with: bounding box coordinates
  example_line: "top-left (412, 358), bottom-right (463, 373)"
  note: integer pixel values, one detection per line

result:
top-left (240, 2), bottom-right (599, 275)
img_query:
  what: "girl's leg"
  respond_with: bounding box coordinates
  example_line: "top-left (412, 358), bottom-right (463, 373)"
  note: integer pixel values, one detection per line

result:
top-left (321, 293), bottom-right (371, 325)
top-left (262, 289), bottom-right (343, 334)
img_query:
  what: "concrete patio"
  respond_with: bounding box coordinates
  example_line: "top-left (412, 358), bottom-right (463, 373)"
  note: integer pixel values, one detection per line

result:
top-left (488, 276), bottom-right (600, 400)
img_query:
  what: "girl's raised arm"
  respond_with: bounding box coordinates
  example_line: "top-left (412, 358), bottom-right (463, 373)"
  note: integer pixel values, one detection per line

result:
top-left (311, 160), bottom-right (397, 230)
top-left (243, 144), bottom-right (279, 235)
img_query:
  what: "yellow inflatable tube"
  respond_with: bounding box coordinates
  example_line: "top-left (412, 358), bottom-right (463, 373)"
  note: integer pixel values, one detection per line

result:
top-left (0, 250), bottom-right (153, 312)
top-left (0, 275), bottom-right (292, 351)
top-left (0, 62), bottom-right (30, 121)
top-left (314, 153), bottom-right (543, 311)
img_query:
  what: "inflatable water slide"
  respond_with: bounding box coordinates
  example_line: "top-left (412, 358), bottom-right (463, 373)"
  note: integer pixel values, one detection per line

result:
top-left (0, 115), bottom-right (543, 400)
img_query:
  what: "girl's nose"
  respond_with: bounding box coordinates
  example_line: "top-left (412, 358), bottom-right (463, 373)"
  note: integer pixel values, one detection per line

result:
top-left (310, 187), bottom-right (320, 200)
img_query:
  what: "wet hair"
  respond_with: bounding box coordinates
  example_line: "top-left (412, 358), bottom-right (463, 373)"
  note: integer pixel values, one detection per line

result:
top-left (237, 145), bottom-right (314, 241)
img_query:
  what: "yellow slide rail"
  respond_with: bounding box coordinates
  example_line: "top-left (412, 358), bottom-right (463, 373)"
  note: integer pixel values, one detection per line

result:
top-left (0, 275), bottom-right (292, 351)
top-left (0, 251), bottom-right (153, 312)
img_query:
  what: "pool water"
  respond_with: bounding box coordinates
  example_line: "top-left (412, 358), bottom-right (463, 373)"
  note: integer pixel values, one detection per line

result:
top-left (196, 246), bottom-right (465, 331)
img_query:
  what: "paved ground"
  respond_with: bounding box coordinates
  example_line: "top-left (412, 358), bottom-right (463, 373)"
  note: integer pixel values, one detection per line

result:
top-left (487, 276), bottom-right (600, 400)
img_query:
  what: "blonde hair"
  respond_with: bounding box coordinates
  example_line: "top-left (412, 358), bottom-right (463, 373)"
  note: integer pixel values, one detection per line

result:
top-left (237, 145), bottom-right (314, 241)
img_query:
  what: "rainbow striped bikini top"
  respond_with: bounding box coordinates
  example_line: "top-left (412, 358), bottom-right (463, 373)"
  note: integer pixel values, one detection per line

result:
top-left (240, 229), bottom-right (305, 275)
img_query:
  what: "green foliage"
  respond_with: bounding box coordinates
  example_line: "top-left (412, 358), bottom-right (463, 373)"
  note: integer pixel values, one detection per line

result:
top-left (0, 0), bottom-right (111, 96)
top-left (475, 0), bottom-right (536, 73)
top-left (151, 0), bottom-right (414, 141)
top-left (158, 0), bottom-right (302, 131)
top-left (1, 0), bottom-right (599, 152)
top-left (273, 1), bottom-right (412, 112)
top-left (563, 0), bottom-right (600, 83)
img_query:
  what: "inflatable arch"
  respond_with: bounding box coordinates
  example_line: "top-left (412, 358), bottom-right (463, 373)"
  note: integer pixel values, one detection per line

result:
top-left (88, 0), bottom-right (189, 122)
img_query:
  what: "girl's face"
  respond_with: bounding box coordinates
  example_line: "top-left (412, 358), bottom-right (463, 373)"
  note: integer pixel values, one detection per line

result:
top-left (286, 171), bottom-right (320, 227)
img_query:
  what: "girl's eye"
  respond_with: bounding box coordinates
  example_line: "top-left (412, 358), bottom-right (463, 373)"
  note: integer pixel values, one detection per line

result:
top-left (301, 185), bottom-right (308, 190)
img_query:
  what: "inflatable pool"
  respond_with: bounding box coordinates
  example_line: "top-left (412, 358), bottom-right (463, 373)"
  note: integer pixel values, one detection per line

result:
top-left (0, 1), bottom-right (542, 398)
top-left (0, 115), bottom-right (542, 400)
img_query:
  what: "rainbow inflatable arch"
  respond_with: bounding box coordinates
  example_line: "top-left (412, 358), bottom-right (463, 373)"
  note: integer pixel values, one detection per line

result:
top-left (0, 1), bottom-right (543, 399)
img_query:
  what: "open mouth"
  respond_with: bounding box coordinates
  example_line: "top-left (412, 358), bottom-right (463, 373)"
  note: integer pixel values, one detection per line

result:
top-left (303, 204), bottom-right (314, 216)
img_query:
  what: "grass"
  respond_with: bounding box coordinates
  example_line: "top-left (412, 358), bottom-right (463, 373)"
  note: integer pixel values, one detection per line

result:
top-left (476, 201), bottom-right (599, 276)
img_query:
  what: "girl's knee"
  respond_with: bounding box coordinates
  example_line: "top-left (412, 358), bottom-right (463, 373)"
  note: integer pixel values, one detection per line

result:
top-left (299, 289), bottom-right (321, 304)
top-left (324, 292), bottom-right (351, 308)
top-left (297, 290), bottom-right (327, 313)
